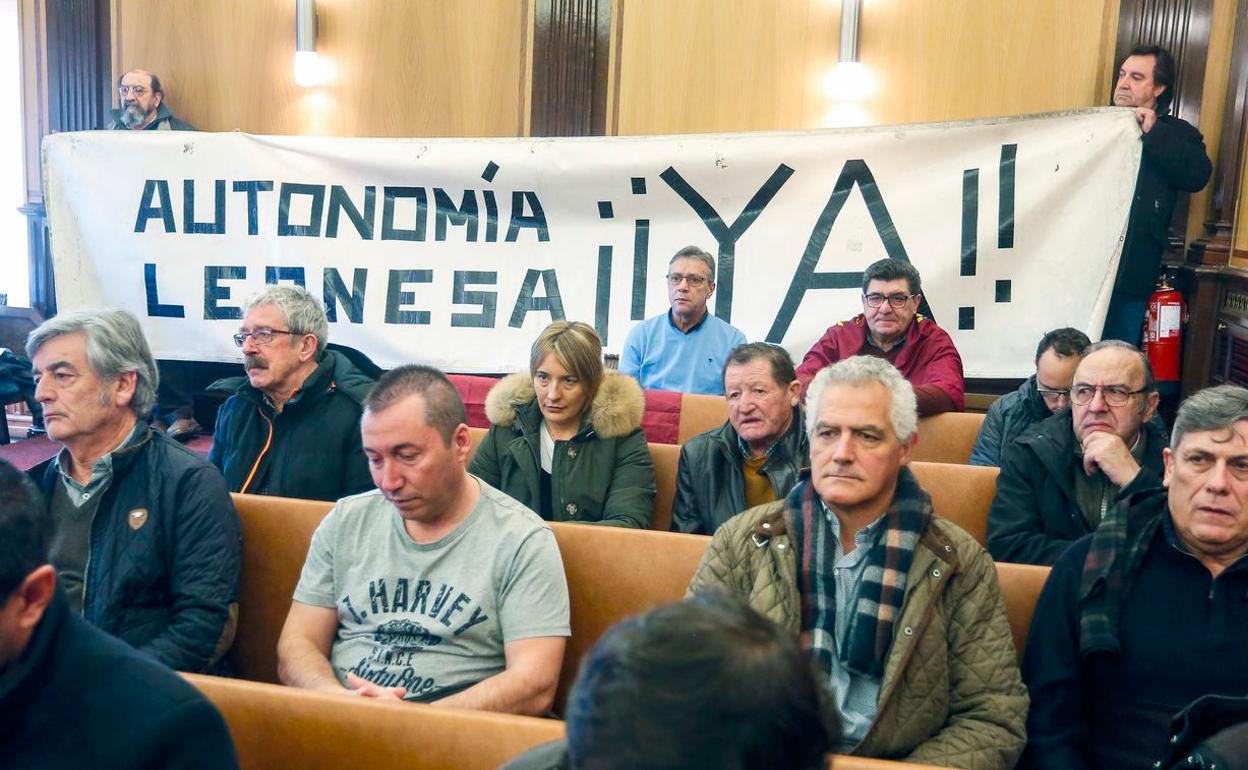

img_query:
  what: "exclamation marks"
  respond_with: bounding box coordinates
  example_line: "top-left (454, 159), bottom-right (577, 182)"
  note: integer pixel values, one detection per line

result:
top-left (957, 143), bottom-right (1017, 331)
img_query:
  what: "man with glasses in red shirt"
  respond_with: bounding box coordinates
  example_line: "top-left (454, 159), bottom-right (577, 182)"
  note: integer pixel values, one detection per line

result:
top-left (795, 258), bottom-right (964, 416)
top-left (987, 340), bottom-right (1167, 565)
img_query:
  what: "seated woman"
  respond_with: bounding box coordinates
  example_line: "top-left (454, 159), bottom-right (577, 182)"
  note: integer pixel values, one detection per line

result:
top-left (470, 321), bottom-right (655, 528)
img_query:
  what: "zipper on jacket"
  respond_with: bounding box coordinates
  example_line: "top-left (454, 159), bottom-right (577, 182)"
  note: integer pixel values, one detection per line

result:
top-left (241, 409), bottom-right (275, 494)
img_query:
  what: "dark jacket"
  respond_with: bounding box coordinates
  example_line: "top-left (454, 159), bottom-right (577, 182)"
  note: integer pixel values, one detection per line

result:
top-left (986, 410), bottom-right (1166, 565)
top-left (968, 375), bottom-right (1051, 467)
top-left (1161, 694), bottom-right (1248, 770)
top-left (672, 406), bottom-right (808, 534)
top-left (0, 585), bottom-right (239, 770)
top-left (470, 372), bottom-right (656, 528)
top-left (31, 428), bottom-right (241, 673)
top-left (1116, 114), bottom-right (1212, 298)
top-left (208, 349), bottom-right (375, 501)
top-left (105, 102), bottom-right (195, 131)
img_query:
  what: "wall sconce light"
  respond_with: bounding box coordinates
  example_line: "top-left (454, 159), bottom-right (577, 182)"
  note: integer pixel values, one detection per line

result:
top-left (823, 0), bottom-right (875, 127)
top-left (294, 0), bottom-right (332, 88)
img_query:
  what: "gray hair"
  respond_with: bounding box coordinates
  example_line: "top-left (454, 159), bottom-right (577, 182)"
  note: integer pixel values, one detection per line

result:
top-left (805, 356), bottom-right (918, 443)
top-left (26, 309), bottom-right (159, 416)
top-left (669, 245), bottom-right (716, 282)
top-left (1081, 339), bottom-right (1156, 393)
top-left (1170, 385), bottom-right (1248, 451)
top-left (242, 284), bottom-right (329, 357)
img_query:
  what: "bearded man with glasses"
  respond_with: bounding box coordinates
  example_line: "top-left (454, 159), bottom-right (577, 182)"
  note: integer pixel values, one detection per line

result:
top-left (796, 258), bottom-right (964, 416)
top-left (207, 285), bottom-right (378, 501)
top-left (988, 339), bottom-right (1167, 565)
top-left (619, 245), bottom-right (746, 395)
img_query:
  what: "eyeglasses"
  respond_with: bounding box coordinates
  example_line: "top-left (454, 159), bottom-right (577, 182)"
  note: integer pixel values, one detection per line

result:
top-left (233, 328), bottom-right (297, 347)
top-left (863, 292), bottom-right (917, 308)
top-left (1069, 384), bottom-right (1149, 407)
top-left (118, 85), bottom-right (149, 96)
top-left (666, 273), bottom-right (709, 288)
top-left (1036, 387), bottom-right (1070, 402)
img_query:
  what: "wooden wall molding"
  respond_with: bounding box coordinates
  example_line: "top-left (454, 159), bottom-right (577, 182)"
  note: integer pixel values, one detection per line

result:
top-left (1193, 0), bottom-right (1248, 258)
top-left (530, 0), bottom-right (612, 136)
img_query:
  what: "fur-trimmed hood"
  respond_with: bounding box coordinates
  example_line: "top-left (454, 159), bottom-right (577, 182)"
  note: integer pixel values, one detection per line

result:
top-left (483, 370), bottom-right (645, 439)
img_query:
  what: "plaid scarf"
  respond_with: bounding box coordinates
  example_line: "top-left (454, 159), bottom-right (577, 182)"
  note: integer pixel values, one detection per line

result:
top-left (788, 466), bottom-right (932, 678)
top-left (1078, 486), bottom-right (1169, 656)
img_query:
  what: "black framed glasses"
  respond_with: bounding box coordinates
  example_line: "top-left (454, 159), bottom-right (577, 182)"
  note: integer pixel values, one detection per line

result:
top-left (863, 292), bottom-right (917, 308)
top-left (666, 273), bottom-right (709, 288)
top-left (1036, 387), bottom-right (1070, 402)
top-left (1069, 384), bottom-right (1149, 407)
top-left (233, 328), bottom-right (297, 347)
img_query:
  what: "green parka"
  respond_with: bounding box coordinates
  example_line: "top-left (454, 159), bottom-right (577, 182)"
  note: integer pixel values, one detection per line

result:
top-left (688, 492), bottom-right (1028, 770)
top-left (469, 371), bottom-right (656, 528)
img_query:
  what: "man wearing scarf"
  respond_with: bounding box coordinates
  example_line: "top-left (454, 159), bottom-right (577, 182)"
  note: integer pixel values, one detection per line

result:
top-left (1022, 384), bottom-right (1248, 769)
top-left (689, 356), bottom-right (1027, 770)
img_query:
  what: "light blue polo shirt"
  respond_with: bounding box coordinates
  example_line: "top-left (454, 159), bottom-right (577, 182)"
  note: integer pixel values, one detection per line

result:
top-left (618, 310), bottom-right (746, 394)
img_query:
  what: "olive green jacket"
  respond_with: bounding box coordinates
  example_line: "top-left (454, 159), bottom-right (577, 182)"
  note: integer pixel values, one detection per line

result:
top-left (688, 496), bottom-right (1028, 770)
top-left (469, 372), bottom-right (655, 528)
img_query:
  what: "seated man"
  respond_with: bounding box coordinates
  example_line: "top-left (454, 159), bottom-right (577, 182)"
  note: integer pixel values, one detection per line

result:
top-left (1023, 384), bottom-right (1248, 769)
top-left (795, 258), bottom-right (964, 416)
top-left (26, 310), bottom-right (240, 674)
top-left (673, 342), bottom-right (807, 535)
top-left (987, 340), bottom-right (1166, 565)
top-left (970, 327), bottom-right (1091, 467)
top-left (0, 460), bottom-right (239, 770)
top-left (208, 285), bottom-right (375, 501)
top-left (619, 245), bottom-right (746, 394)
top-left (503, 592), bottom-right (840, 770)
top-left (689, 356), bottom-right (1026, 768)
top-left (276, 365), bottom-right (569, 714)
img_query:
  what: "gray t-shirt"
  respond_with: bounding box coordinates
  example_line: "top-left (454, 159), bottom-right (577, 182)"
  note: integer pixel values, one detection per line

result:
top-left (293, 477), bottom-right (570, 702)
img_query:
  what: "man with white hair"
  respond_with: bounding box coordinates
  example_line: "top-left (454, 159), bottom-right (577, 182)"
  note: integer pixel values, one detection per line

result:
top-left (208, 285), bottom-right (376, 501)
top-left (26, 309), bottom-right (240, 674)
top-left (689, 356), bottom-right (1026, 769)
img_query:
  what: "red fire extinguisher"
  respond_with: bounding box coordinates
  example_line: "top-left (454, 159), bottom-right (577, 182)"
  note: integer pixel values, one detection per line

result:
top-left (1144, 274), bottom-right (1185, 382)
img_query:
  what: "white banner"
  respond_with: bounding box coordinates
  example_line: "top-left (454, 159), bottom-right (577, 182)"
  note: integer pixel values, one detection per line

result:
top-left (43, 108), bottom-right (1141, 378)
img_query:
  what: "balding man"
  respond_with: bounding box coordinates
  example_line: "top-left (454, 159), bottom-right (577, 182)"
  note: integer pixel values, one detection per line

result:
top-left (987, 340), bottom-right (1167, 565)
top-left (106, 69), bottom-right (194, 131)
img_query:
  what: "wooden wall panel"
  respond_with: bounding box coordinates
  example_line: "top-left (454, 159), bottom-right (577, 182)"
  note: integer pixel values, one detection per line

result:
top-left (1187, 0), bottom-right (1238, 246)
top-left (612, 0), bottom-right (1116, 136)
top-left (111, 0), bottom-right (531, 137)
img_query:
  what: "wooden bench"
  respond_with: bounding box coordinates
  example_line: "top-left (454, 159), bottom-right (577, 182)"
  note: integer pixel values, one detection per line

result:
top-left (911, 412), bottom-right (986, 464)
top-left (186, 673), bottom-right (565, 770)
top-left (909, 460), bottom-right (998, 546)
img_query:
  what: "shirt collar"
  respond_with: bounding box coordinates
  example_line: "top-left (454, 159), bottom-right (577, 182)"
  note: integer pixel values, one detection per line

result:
top-left (666, 308), bottom-right (709, 334)
top-left (54, 420), bottom-right (145, 486)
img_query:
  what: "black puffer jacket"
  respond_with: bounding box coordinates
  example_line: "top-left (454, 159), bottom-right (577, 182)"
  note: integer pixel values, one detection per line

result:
top-left (986, 410), bottom-right (1166, 565)
top-left (672, 406), bottom-right (808, 535)
top-left (207, 349), bottom-right (375, 501)
top-left (31, 428), bottom-right (241, 673)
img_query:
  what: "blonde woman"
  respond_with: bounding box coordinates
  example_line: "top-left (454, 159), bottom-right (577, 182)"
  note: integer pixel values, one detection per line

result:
top-left (470, 321), bottom-right (655, 528)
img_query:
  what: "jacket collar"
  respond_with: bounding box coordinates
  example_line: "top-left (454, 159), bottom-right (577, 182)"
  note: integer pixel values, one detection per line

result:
top-left (483, 371), bottom-right (646, 440)
top-left (714, 404), bottom-right (808, 465)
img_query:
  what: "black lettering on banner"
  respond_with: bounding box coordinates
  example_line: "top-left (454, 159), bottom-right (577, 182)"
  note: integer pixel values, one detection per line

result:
top-left (324, 268), bottom-right (367, 323)
top-left (385, 270), bottom-right (433, 325)
top-left (630, 219), bottom-right (649, 320)
top-left (381, 187), bottom-right (428, 242)
top-left (999, 144), bottom-right (1017, 249)
top-left (660, 163), bottom-right (795, 323)
top-left (505, 191), bottom-right (550, 242)
top-left (134, 179), bottom-right (175, 233)
top-left (450, 270), bottom-right (498, 328)
top-left (434, 188), bottom-right (479, 242)
top-left (203, 266), bottom-right (247, 320)
top-left (232, 180), bottom-right (274, 236)
top-left (144, 263), bottom-right (186, 318)
top-left (767, 160), bottom-right (909, 343)
top-left (182, 179), bottom-right (226, 234)
top-left (595, 245), bottom-right (613, 343)
top-left (961, 169), bottom-right (978, 277)
top-left (509, 269), bottom-right (566, 328)
top-left (483, 190), bottom-right (499, 242)
top-left (277, 183), bottom-right (326, 237)
top-left (326, 185), bottom-right (376, 240)
top-left (265, 266), bottom-right (307, 286)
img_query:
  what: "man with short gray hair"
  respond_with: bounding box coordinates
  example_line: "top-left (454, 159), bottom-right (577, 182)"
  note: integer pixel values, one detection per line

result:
top-left (26, 309), bottom-right (240, 673)
top-left (689, 356), bottom-right (1026, 768)
top-left (619, 245), bottom-right (746, 394)
top-left (1023, 384), bottom-right (1248, 769)
top-left (208, 285), bottom-right (376, 502)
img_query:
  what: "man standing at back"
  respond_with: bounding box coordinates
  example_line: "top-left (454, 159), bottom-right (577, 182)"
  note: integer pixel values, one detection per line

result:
top-left (795, 258), bottom-right (964, 416)
top-left (619, 246), bottom-right (746, 395)
top-left (277, 365), bottom-right (569, 714)
top-left (209, 285), bottom-right (375, 502)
